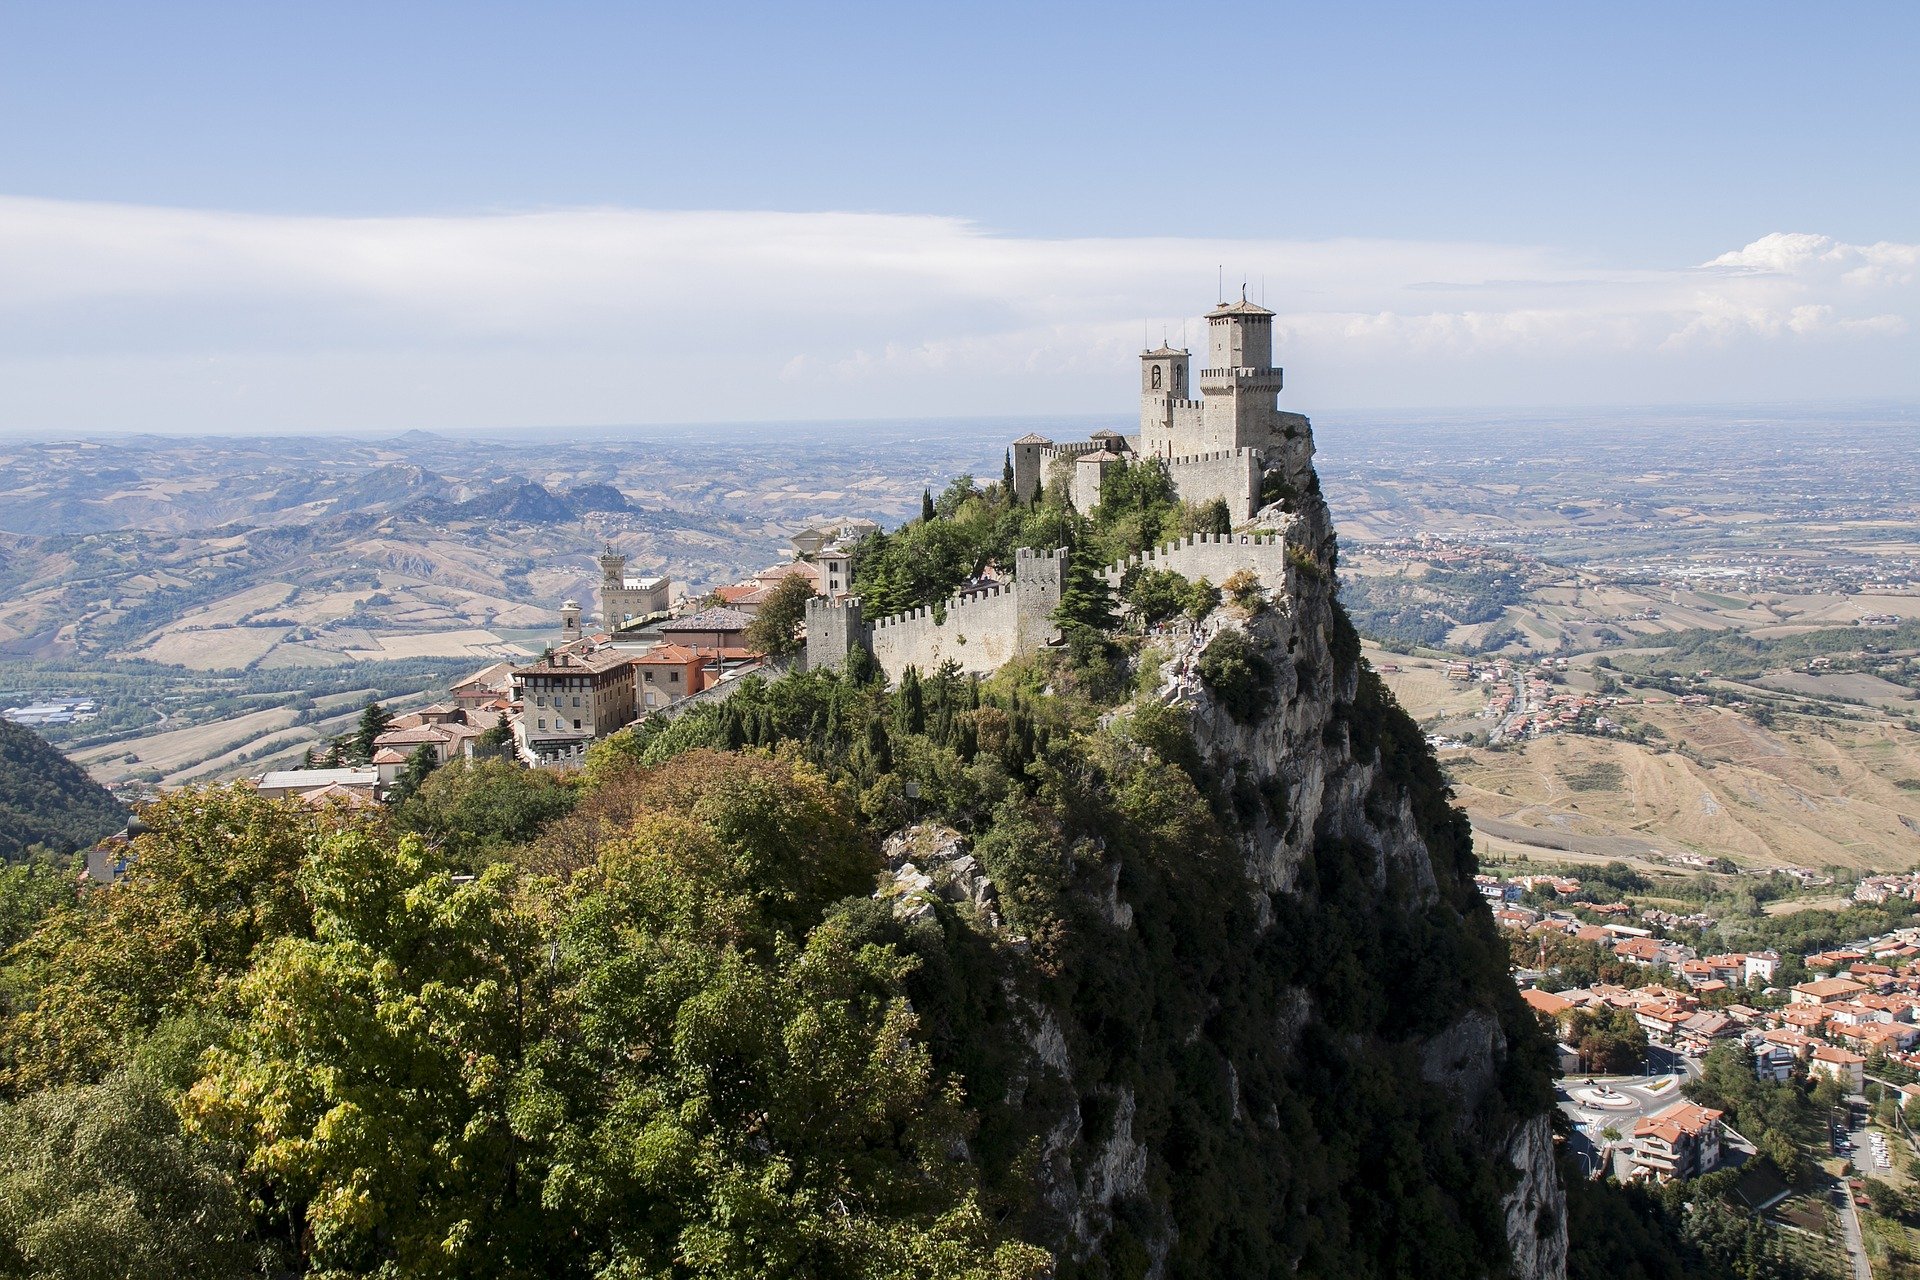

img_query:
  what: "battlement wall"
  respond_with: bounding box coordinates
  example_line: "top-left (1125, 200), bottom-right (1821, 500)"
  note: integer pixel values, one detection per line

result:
top-left (1165, 447), bottom-right (1263, 522)
top-left (1100, 531), bottom-right (1296, 600)
top-left (808, 548), bottom-right (1068, 681)
top-left (871, 582), bottom-right (1022, 676)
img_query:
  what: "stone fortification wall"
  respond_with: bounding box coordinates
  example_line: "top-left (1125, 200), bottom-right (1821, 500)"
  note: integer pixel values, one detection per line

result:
top-left (804, 593), bottom-right (863, 674)
top-left (1163, 447), bottom-right (1262, 521)
top-left (807, 547), bottom-right (1066, 681)
top-left (871, 583), bottom-right (1022, 677)
top-left (1100, 529), bottom-right (1295, 598)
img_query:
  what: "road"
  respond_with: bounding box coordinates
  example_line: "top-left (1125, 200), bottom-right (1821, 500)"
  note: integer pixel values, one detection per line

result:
top-left (1555, 1049), bottom-right (1701, 1179)
top-left (1835, 1181), bottom-right (1872, 1280)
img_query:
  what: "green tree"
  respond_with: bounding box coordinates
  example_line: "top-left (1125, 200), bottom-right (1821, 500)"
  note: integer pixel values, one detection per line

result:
top-left (922, 489), bottom-right (937, 523)
top-left (386, 743), bottom-right (440, 806)
top-left (1051, 543), bottom-right (1118, 637)
top-left (0, 855), bottom-right (72, 954)
top-left (1197, 630), bottom-right (1273, 724)
top-left (1122, 568), bottom-right (1195, 627)
top-left (398, 757), bottom-right (575, 860)
top-left (744, 572), bottom-right (818, 657)
top-left (182, 832), bottom-right (565, 1277)
top-left (352, 698), bottom-right (393, 762)
top-left (1002, 449), bottom-right (1014, 495)
top-left (0, 785), bottom-right (320, 1092)
top-left (1188, 497), bottom-right (1232, 536)
top-left (1184, 576), bottom-right (1221, 621)
top-left (478, 711), bottom-right (514, 749)
top-left (0, 1068), bottom-right (268, 1279)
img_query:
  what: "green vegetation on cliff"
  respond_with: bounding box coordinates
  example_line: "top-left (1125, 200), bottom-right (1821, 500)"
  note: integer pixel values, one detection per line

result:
top-left (849, 463), bottom-right (1233, 620)
top-left (0, 720), bottom-right (125, 860)
top-left (0, 592), bottom-right (1564, 1277)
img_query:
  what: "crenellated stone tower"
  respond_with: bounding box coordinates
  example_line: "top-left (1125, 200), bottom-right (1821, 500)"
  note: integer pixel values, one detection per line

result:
top-left (1023, 292), bottom-right (1315, 522)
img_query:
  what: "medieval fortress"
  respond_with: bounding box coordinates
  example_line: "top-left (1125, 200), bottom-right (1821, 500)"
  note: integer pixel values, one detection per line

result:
top-left (808, 293), bottom-right (1317, 680)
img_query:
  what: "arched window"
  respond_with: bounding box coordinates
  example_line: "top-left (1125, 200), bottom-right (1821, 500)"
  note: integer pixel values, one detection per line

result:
top-left (1150, 365), bottom-right (1163, 390)
top-left (1173, 364), bottom-right (1183, 390)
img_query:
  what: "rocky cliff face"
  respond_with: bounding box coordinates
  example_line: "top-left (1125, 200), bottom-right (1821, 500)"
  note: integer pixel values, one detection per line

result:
top-left (1126, 485), bottom-right (1564, 1277)
top-left (893, 463), bottom-right (1567, 1276)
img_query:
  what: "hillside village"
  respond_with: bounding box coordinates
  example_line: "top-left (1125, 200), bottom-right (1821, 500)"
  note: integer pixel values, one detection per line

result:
top-left (1496, 862), bottom-right (1920, 1197)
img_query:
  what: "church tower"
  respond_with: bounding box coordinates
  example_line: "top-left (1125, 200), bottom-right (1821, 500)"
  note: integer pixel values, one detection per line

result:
top-left (1198, 290), bottom-right (1283, 451)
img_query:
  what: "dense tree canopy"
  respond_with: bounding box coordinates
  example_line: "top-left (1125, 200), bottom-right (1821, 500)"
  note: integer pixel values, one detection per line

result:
top-left (0, 721), bottom-right (125, 861)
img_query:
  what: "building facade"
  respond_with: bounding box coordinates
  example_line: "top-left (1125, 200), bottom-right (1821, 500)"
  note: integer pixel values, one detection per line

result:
top-left (1630, 1101), bottom-right (1724, 1181)
top-left (598, 547), bottom-right (671, 630)
top-left (512, 646), bottom-right (640, 766)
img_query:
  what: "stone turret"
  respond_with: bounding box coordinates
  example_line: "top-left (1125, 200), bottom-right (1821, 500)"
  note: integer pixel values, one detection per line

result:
top-left (1010, 432), bottom-right (1052, 505)
top-left (560, 599), bottom-right (581, 645)
top-left (805, 594), bottom-right (865, 673)
top-left (599, 545), bottom-right (626, 590)
top-left (1198, 293), bottom-right (1284, 453)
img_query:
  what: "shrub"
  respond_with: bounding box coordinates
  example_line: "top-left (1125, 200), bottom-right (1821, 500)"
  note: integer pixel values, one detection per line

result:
top-left (1222, 568), bottom-right (1265, 611)
top-left (1197, 630), bottom-right (1274, 724)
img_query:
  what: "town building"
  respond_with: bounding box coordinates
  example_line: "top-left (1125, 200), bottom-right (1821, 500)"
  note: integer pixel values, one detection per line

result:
top-left (1792, 976), bottom-right (1870, 1005)
top-left (255, 767), bottom-right (380, 803)
top-left (1810, 1044), bottom-right (1867, 1092)
top-left (636, 643), bottom-right (705, 711)
top-left (598, 547), bottom-right (671, 631)
top-left (512, 645), bottom-right (641, 766)
top-left (658, 607), bottom-right (754, 650)
top-left (451, 661), bottom-right (516, 711)
top-left (1630, 1101), bottom-right (1725, 1181)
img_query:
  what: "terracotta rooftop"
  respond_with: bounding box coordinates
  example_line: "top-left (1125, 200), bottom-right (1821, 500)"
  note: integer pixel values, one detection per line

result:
top-left (1633, 1100), bottom-right (1723, 1144)
top-left (638, 643), bottom-right (703, 664)
top-left (515, 647), bottom-right (639, 675)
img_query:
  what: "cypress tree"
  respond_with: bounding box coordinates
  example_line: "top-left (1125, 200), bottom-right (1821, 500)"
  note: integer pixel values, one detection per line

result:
top-left (866, 716), bottom-right (893, 773)
top-left (1052, 542), bottom-right (1119, 635)
top-left (921, 489), bottom-right (936, 523)
top-left (895, 667), bottom-right (925, 738)
top-left (1002, 449), bottom-right (1015, 494)
top-left (353, 699), bottom-right (393, 762)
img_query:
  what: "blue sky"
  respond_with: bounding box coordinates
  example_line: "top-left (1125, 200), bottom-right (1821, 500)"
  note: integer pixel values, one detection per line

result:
top-left (1, 1), bottom-right (1916, 433)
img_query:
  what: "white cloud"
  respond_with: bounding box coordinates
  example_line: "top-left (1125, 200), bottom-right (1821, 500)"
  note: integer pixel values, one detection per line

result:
top-left (0, 196), bottom-right (1912, 432)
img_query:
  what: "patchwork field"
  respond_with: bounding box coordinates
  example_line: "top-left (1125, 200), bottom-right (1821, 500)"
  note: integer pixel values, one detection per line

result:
top-left (1374, 650), bottom-right (1920, 873)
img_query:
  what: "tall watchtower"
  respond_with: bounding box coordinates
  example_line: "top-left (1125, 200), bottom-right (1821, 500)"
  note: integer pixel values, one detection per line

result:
top-left (1198, 291), bottom-right (1283, 451)
top-left (1010, 432), bottom-right (1053, 505)
top-left (1138, 343), bottom-right (1193, 454)
top-left (599, 545), bottom-right (626, 592)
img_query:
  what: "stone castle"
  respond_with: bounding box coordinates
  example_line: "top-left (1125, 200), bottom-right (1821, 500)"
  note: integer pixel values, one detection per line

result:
top-left (808, 293), bottom-right (1318, 681)
top-left (1012, 290), bottom-right (1314, 522)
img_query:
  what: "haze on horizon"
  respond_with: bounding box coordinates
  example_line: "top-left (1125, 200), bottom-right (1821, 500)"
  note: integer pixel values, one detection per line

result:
top-left (1, 1), bottom-right (1915, 436)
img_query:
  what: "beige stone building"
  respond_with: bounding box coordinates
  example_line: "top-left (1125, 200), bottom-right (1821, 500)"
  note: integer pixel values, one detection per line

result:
top-left (1009, 292), bottom-right (1316, 523)
top-left (1630, 1101), bottom-right (1724, 1181)
top-left (598, 547), bottom-right (671, 631)
top-left (512, 646), bottom-right (639, 766)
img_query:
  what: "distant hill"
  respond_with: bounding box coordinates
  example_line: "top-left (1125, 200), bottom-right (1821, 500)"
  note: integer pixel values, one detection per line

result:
top-left (444, 481), bottom-right (578, 524)
top-left (563, 482), bottom-right (633, 513)
top-left (0, 721), bottom-right (126, 860)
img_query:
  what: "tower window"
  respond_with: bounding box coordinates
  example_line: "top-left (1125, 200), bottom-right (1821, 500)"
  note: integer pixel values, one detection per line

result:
top-left (1150, 365), bottom-right (1163, 390)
